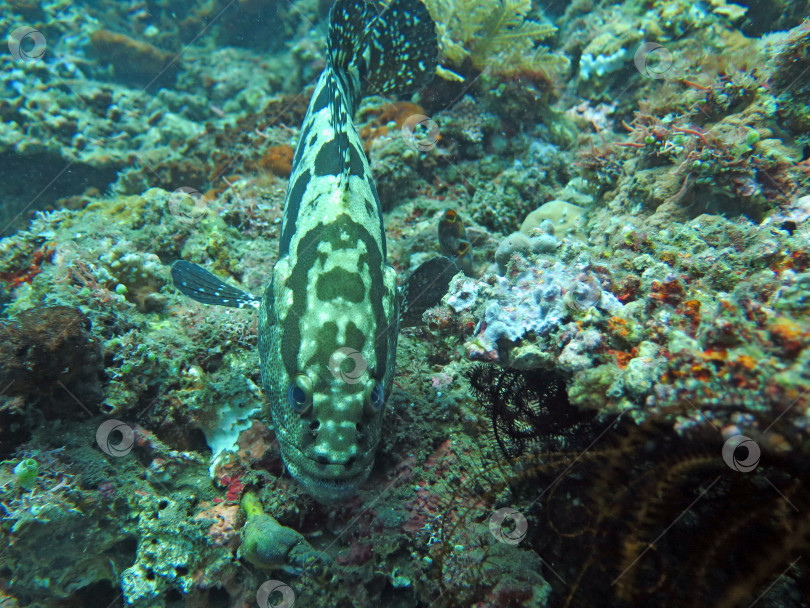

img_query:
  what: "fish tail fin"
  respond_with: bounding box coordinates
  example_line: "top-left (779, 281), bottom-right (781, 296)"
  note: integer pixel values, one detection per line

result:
top-left (328, 0), bottom-right (437, 102)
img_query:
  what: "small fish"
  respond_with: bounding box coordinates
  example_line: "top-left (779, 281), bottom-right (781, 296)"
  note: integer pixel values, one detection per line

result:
top-left (172, 0), bottom-right (456, 502)
top-left (398, 255), bottom-right (461, 327)
top-left (438, 209), bottom-right (475, 276)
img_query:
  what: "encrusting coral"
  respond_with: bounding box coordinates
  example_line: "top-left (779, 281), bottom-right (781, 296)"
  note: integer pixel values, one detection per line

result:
top-left (0, 305), bottom-right (103, 422)
top-left (238, 492), bottom-right (326, 574)
top-left (90, 29), bottom-right (180, 86)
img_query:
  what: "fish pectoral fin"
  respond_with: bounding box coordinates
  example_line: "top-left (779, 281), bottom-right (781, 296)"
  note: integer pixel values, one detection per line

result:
top-left (171, 260), bottom-right (261, 309)
top-left (398, 256), bottom-right (460, 328)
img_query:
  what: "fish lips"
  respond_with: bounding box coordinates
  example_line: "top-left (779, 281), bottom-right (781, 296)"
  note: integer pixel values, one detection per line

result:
top-left (279, 440), bottom-right (374, 502)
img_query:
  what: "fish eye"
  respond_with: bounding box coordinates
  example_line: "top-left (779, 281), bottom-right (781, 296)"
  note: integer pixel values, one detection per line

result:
top-left (369, 381), bottom-right (385, 411)
top-left (287, 374), bottom-right (312, 413)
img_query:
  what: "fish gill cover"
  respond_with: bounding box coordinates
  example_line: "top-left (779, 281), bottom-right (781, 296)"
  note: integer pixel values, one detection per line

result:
top-left (0, 0), bottom-right (809, 607)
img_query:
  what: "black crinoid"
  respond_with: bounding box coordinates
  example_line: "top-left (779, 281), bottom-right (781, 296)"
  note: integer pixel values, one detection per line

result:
top-left (465, 364), bottom-right (597, 457)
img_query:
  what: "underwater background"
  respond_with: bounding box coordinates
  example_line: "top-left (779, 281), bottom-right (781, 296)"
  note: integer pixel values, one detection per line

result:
top-left (2, 0), bottom-right (810, 606)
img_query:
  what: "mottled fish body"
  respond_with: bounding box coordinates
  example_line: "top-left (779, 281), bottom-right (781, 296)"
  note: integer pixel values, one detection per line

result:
top-left (172, 0), bottom-right (447, 501)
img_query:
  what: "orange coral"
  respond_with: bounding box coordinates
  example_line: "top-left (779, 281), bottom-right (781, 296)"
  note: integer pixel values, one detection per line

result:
top-left (682, 299), bottom-right (701, 325)
top-left (729, 354), bottom-right (759, 389)
top-left (731, 354), bottom-right (757, 370)
top-left (768, 317), bottom-right (807, 357)
top-left (689, 363), bottom-right (713, 382)
top-left (650, 276), bottom-right (686, 307)
top-left (194, 504), bottom-right (241, 550)
top-left (0, 245), bottom-right (53, 288)
top-left (359, 101), bottom-right (427, 152)
top-left (258, 145), bottom-right (294, 178)
top-left (607, 316), bottom-right (629, 339)
top-left (236, 421), bottom-right (277, 462)
top-left (701, 349), bottom-right (727, 363)
top-left (607, 348), bottom-right (636, 369)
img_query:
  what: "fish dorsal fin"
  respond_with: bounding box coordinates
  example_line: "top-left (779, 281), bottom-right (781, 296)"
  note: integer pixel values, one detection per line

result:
top-left (327, 73), bottom-right (353, 191)
top-left (328, 0), bottom-right (374, 81)
top-left (398, 256), bottom-right (460, 327)
top-left (327, 0), bottom-right (368, 190)
top-left (326, 0), bottom-right (438, 188)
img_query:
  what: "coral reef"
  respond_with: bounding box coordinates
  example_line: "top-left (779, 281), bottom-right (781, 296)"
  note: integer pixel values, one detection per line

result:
top-left (424, 0), bottom-right (566, 80)
top-left (0, 0), bottom-right (809, 606)
top-left (429, 207), bottom-right (810, 438)
top-left (90, 30), bottom-right (179, 87)
top-left (257, 144), bottom-right (295, 178)
top-left (431, 394), bottom-right (810, 607)
top-left (0, 305), bottom-right (103, 423)
top-left (767, 20), bottom-right (810, 144)
top-left (452, 252), bottom-right (622, 371)
top-left (0, 442), bottom-right (138, 605)
top-left (120, 490), bottom-right (238, 606)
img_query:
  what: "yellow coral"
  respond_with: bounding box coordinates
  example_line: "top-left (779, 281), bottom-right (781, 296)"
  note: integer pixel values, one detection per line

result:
top-left (423, 0), bottom-right (566, 80)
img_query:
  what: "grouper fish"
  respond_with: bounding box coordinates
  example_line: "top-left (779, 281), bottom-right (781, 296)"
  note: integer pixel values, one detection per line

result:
top-left (171, 0), bottom-right (457, 502)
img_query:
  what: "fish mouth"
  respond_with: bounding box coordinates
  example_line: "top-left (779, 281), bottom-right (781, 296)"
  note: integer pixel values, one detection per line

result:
top-left (285, 461), bottom-right (363, 502)
top-left (279, 440), bottom-right (372, 502)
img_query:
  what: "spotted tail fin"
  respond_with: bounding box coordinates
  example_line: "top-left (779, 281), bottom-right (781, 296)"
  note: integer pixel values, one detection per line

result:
top-left (171, 261), bottom-right (261, 309)
top-left (328, 0), bottom-right (438, 101)
top-left (325, 0), bottom-right (437, 193)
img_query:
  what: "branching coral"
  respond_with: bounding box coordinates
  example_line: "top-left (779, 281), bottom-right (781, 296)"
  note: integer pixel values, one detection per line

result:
top-left (424, 0), bottom-right (567, 80)
top-left (615, 106), bottom-right (799, 219)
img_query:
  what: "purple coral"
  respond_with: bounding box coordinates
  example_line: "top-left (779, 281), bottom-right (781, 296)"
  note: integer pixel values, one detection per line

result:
top-left (462, 259), bottom-right (622, 363)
